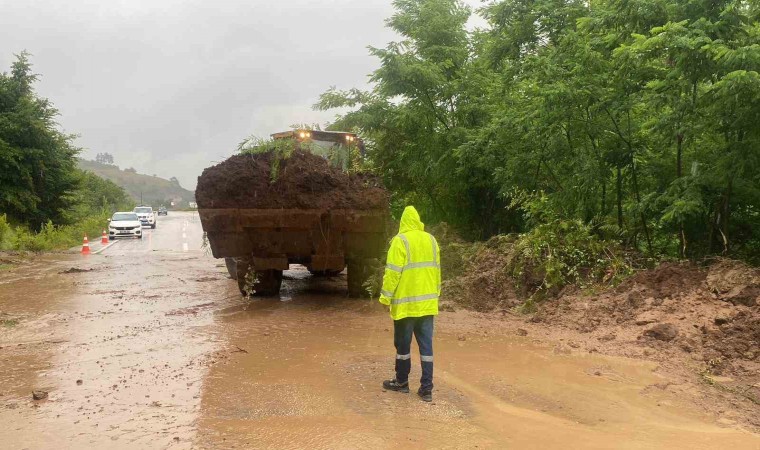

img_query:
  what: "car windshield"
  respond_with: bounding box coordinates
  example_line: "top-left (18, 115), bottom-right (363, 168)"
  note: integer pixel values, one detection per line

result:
top-left (112, 213), bottom-right (138, 221)
top-left (134, 207), bottom-right (152, 213)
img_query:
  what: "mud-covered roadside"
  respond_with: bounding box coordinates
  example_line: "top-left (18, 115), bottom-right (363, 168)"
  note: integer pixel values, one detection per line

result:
top-left (531, 260), bottom-right (760, 429)
top-left (442, 250), bottom-right (760, 432)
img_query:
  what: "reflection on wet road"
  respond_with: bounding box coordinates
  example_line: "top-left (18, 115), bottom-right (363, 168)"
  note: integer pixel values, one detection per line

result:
top-left (1, 212), bottom-right (758, 449)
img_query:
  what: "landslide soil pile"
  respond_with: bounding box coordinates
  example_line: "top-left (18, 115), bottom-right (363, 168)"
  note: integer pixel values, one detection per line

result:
top-left (196, 150), bottom-right (388, 210)
top-left (439, 231), bottom-right (758, 403)
top-left (535, 260), bottom-right (759, 396)
top-left (435, 228), bottom-right (520, 312)
top-left (440, 238), bottom-right (759, 420)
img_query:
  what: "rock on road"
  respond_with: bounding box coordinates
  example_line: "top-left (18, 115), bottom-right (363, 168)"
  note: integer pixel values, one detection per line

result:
top-left (0, 212), bottom-right (758, 449)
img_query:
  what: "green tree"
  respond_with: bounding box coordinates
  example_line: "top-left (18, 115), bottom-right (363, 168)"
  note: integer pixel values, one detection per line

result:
top-left (318, 0), bottom-right (760, 263)
top-left (95, 152), bottom-right (114, 165)
top-left (317, 0), bottom-right (512, 236)
top-left (73, 171), bottom-right (134, 217)
top-left (0, 52), bottom-right (80, 228)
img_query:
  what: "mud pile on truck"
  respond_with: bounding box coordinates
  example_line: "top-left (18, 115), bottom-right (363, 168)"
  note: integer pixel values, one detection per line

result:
top-left (196, 131), bottom-right (390, 297)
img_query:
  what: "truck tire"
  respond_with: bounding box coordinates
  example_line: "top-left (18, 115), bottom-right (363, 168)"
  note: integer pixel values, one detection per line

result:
top-left (235, 257), bottom-right (283, 296)
top-left (347, 259), bottom-right (372, 298)
top-left (225, 257), bottom-right (237, 280)
top-left (253, 270), bottom-right (283, 296)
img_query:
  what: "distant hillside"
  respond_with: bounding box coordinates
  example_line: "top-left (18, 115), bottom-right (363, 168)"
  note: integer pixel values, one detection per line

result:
top-left (77, 159), bottom-right (195, 208)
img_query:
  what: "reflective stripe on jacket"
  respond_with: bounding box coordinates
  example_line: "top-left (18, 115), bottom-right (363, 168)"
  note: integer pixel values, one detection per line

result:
top-left (379, 206), bottom-right (441, 320)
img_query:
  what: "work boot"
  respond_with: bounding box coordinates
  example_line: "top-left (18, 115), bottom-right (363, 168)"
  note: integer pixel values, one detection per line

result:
top-left (417, 390), bottom-right (432, 402)
top-left (382, 379), bottom-right (409, 393)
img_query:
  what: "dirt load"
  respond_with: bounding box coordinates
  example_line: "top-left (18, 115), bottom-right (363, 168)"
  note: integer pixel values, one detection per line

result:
top-left (195, 150), bottom-right (388, 210)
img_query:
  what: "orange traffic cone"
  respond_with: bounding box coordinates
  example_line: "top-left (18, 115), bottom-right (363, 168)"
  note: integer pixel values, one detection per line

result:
top-left (101, 229), bottom-right (108, 244)
top-left (81, 235), bottom-right (91, 255)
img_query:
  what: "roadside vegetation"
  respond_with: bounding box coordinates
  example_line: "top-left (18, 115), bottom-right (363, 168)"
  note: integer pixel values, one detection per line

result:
top-left (0, 52), bottom-right (133, 252)
top-left (318, 0), bottom-right (760, 270)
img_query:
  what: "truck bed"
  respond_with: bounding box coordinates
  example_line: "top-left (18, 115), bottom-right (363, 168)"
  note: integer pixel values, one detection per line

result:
top-left (199, 208), bottom-right (388, 270)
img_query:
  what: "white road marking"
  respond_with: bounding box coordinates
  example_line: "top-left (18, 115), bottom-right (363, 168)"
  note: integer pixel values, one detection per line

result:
top-left (93, 240), bottom-right (119, 255)
top-left (182, 243), bottom-right (189, 252)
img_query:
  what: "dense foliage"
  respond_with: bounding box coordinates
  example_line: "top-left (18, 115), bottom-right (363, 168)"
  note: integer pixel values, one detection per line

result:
top-left (318, 0), bottom-right (760, 263)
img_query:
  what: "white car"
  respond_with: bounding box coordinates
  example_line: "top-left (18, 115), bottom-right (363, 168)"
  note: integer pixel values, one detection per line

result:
top-left (109, 212), bottom-right (142, 239)
top-left (133, 206), bottom-right (156, 229)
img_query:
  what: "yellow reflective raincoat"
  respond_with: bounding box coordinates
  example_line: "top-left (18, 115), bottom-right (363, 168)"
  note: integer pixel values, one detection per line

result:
top-left (379, 206), bottom-right (441, 320)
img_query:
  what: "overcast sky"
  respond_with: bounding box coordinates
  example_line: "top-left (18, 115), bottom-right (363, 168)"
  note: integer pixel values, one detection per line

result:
top-left (0, 0), bottom-right (485, 189)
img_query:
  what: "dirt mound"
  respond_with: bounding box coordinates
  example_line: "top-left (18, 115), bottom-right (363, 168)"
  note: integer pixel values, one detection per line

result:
top-left (535, 260), bottom-right (759, 393)
top-left (706, 259), bottom-right (760, 307)
top-left (441, 235), bottom-right (519, 312)
top-left (614, 261), bottom-right (706, 299)
top-left (60, 267), bottom-right (94, 274)
top-left (195, 151), bottom-right (388, 210)
top-left (438, 250), bottom-right (758, 424)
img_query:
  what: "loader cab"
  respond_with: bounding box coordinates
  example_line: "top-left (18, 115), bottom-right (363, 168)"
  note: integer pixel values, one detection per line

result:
top-left (270, 130), bottom-right (363, 171)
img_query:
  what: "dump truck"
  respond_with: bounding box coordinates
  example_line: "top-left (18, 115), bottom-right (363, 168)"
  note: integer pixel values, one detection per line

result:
top-left (196, 130), bottom-right (390, 296)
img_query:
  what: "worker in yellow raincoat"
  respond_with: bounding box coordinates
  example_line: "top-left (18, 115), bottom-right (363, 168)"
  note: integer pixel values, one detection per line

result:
top-left (379, 206), bottom-right (440, 402)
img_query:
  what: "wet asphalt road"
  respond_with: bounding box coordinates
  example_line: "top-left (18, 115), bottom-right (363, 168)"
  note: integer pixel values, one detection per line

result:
top-left (1, 212), bottom-right (759, 449)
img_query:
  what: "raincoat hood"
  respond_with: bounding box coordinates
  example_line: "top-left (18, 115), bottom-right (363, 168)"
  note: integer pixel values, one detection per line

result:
top-left (399, 206), bottom-right (424, 234)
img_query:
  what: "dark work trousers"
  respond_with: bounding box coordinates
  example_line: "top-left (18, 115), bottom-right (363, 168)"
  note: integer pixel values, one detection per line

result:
top-left (393, 315), bottom-right (434, 393)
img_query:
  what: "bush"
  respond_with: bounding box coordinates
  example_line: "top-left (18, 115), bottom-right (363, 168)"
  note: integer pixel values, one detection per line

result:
top-left (508, 219), bottom-right (632, 302)
top-left (435, 191), bottom-right (636, 313)
top-left (6, 213), bottom-right (111, 252)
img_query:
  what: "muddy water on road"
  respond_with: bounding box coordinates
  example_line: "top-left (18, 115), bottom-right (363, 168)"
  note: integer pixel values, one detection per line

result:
top-left (1, 211), bottom-right (758, 449)
top-left (197, 274), bottom-right (760, 449)
top-left (0, 212), bottom-right (238, 449)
